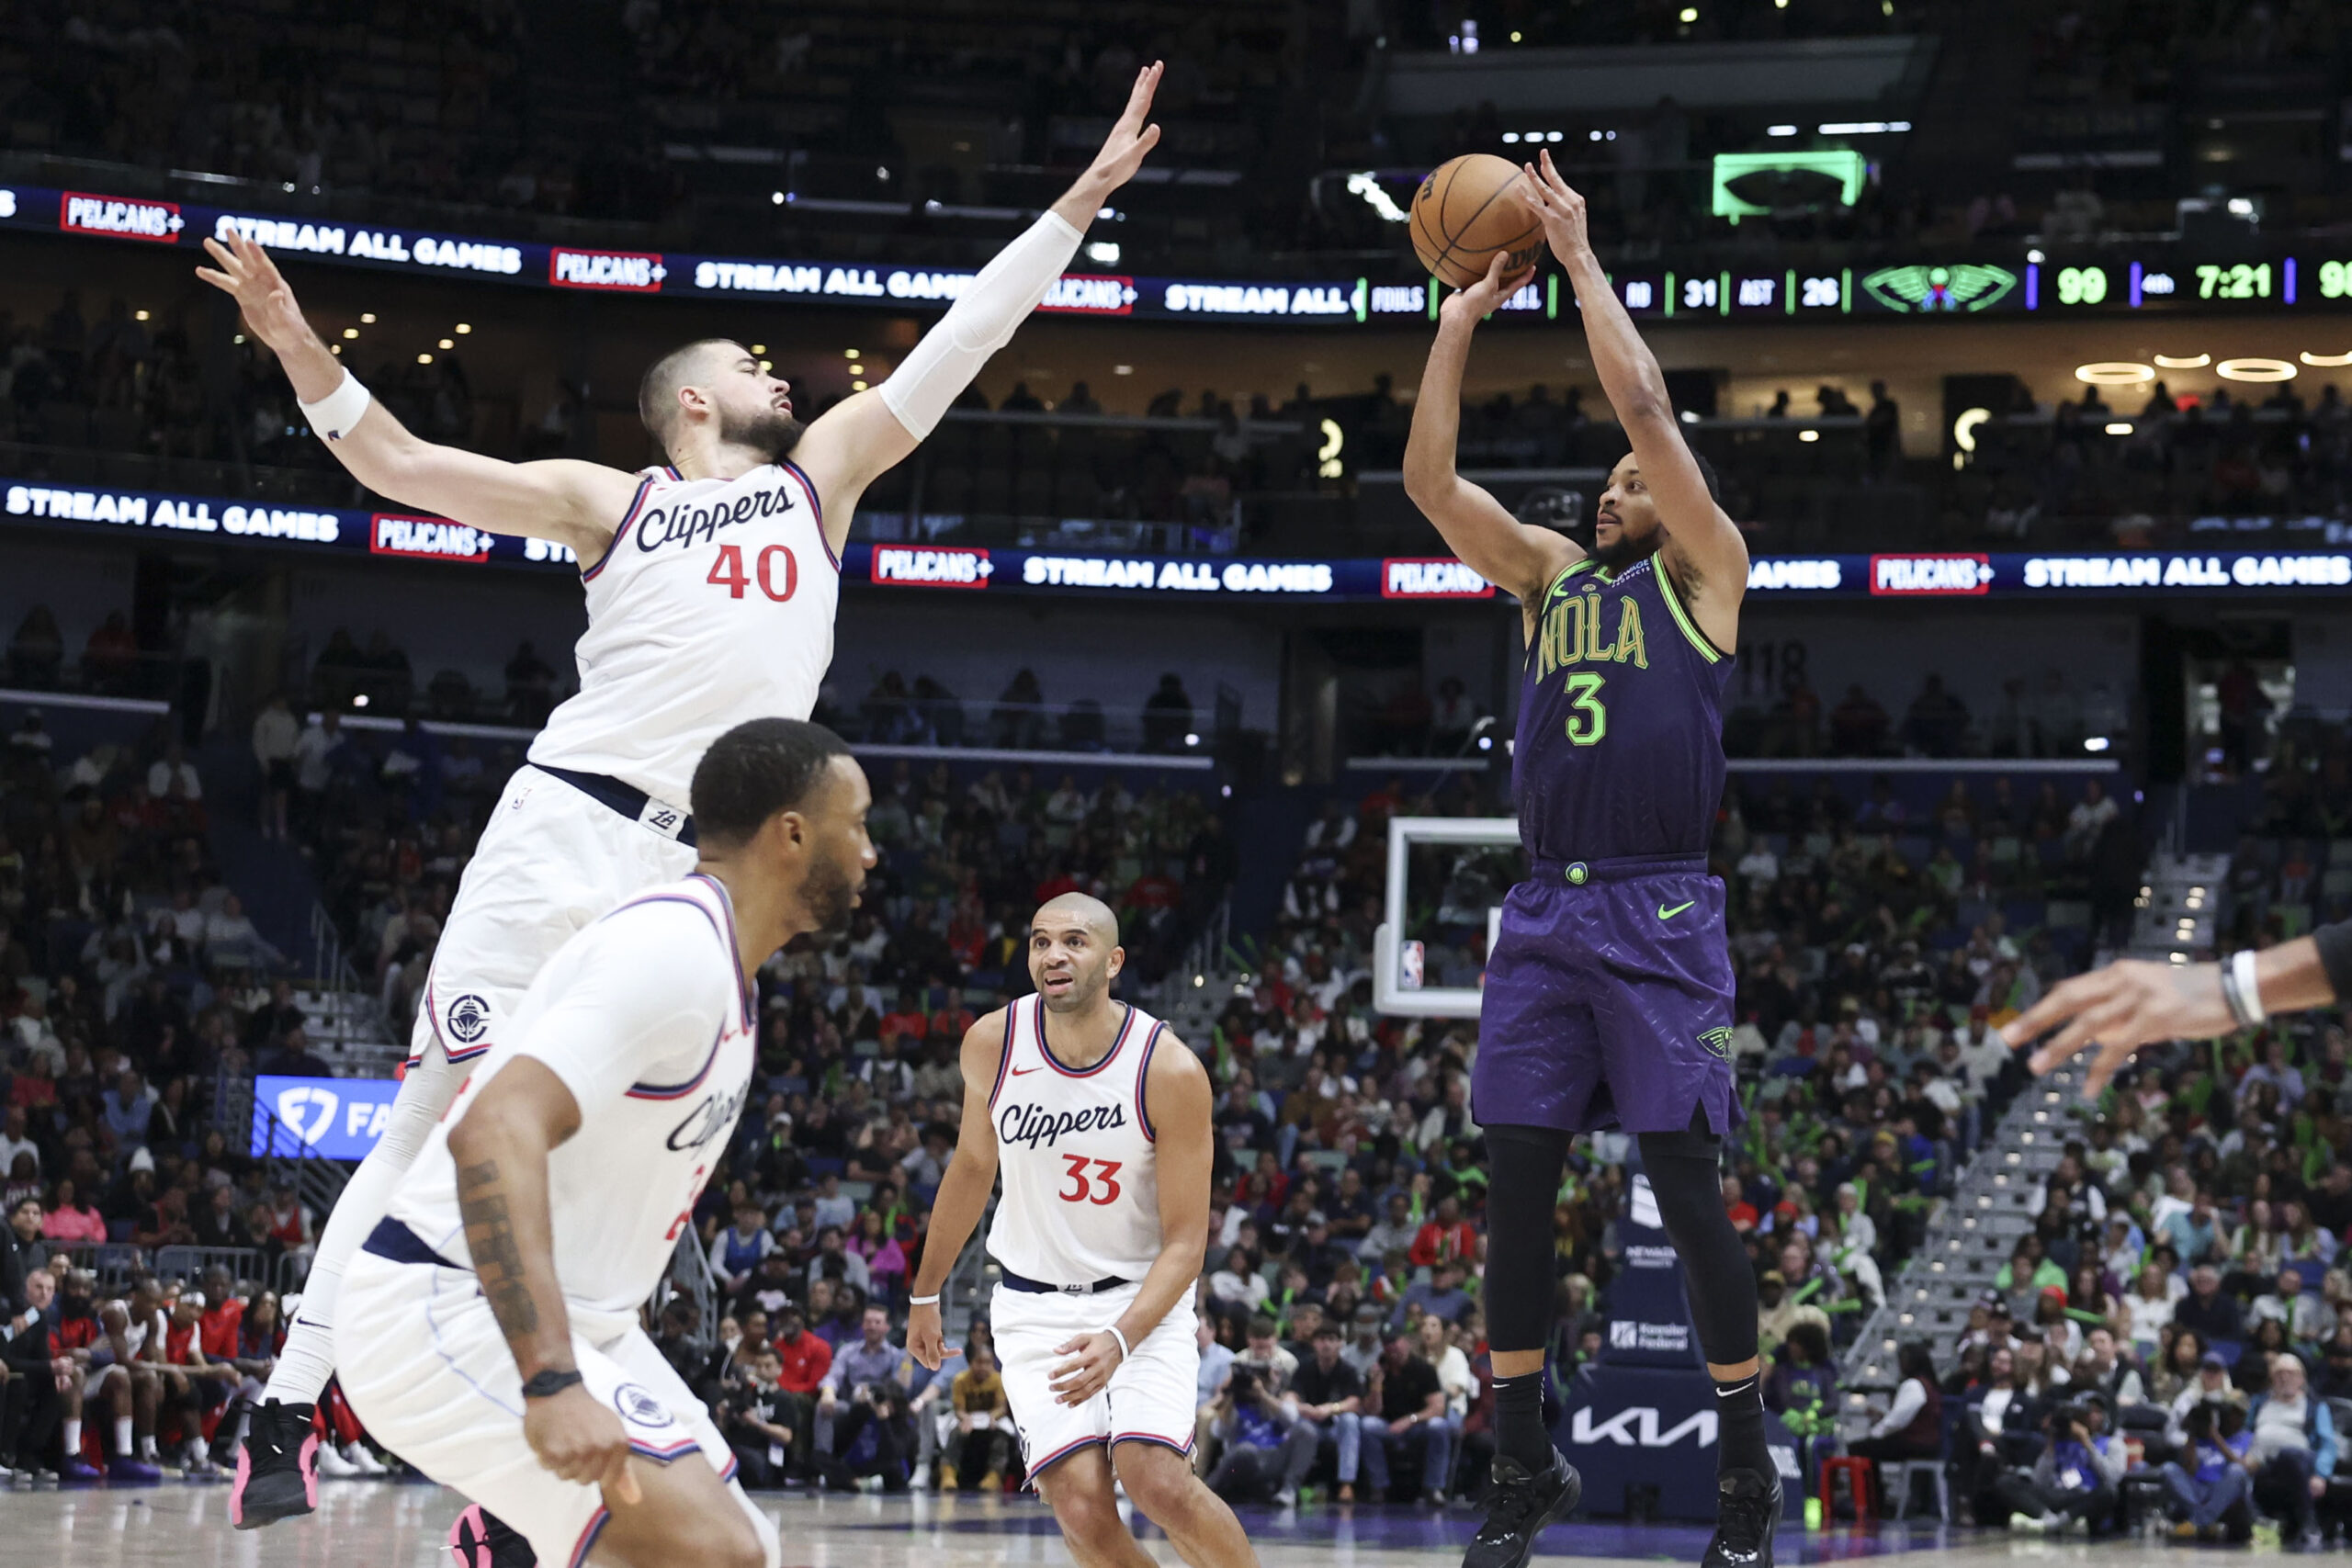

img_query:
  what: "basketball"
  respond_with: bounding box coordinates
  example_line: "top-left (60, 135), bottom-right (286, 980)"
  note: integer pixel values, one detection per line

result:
top-left (1409, 152), bottom-right (1544, 290)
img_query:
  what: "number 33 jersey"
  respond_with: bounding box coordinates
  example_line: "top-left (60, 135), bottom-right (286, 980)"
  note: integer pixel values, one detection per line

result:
top-left (388, 873), bottom-right (755, 1341)
top-left (986, 993), bottom-right (1170, 1285)
top-left (530, 460), bottom-right (840, 807)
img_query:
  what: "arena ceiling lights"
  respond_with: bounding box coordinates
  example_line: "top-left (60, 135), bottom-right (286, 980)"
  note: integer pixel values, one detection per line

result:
top-left (2216, 357), bottom-right (2297, 382)
top-left (2300, 350), bottom-right (2352, 367)
top-left (2074, 362), bottom-right (2156, 386)
top-left (2153, 353), bottom-right (2211, 368)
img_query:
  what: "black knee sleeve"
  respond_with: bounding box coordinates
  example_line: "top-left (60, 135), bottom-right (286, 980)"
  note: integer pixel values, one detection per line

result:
top-left (1482, 1123), bottom-right (1571, 1353)
top-left (1635, 1124), bottom-right (1759, 1368)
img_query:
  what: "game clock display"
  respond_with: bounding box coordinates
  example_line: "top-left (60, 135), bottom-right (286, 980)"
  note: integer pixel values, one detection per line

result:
top-left (2024, 258), bottom-right (2302, 310)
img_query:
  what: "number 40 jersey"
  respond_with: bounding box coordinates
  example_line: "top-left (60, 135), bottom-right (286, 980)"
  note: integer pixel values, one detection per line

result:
top-left (985, 993), bottom-right (1170, 1285)
top-left (530, 460), bottom-right (840, 808)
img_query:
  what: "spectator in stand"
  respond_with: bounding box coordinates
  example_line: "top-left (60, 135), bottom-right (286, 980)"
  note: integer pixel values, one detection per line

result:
top-left (1409, 1195), bottom-right (1477, 1269)
top-left (944, 1343), bottom-right (1011, 1491)
top-left (722, 1344), bottom-right (798, 1489)
top-left (711, 1201), bottom-right (780, 1296)
top-left (1362, 1331), bottom-right (1451, 1504)
top-left (250, 693), bottom-right (299, 840)
top-left (1141, 672), bottom-right (1195, 753)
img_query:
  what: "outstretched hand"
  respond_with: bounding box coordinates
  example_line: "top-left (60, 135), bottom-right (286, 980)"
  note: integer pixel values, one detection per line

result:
top-left (1081, 62), bottom-right (1165, 193)
top-left (1438, 251), bottom-right (1533, 327)
top-left (194, 231), bottom-right (312, 357)
top-left (2001, 958), bottom-right (2236, 1095)
top-left (1521, 149), bottom-right (1592, 268)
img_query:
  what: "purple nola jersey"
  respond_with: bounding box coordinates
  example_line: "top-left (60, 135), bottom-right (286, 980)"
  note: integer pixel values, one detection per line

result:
top-left (1510, 554), bottom-right (1735, 863)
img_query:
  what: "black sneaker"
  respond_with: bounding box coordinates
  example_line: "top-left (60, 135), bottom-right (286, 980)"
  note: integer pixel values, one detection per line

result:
top-left (230, 1400), bottom-right (319, 1529)
top-left (449, 1503), bottom-right (539, 1568)
top-left (1702, 1470), bottom-right (1782, 1568)
top-left (1463, 1450), bottom-right (1582, 1568)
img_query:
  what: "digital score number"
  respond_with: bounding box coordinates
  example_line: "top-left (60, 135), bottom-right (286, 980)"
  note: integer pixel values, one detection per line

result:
top-left (2054, 265), bottom-right (2109, 306)
top-left (2318, 261), bottom-right (2352, 300)
top-left (2194, 262), bottom-right (2271, 301)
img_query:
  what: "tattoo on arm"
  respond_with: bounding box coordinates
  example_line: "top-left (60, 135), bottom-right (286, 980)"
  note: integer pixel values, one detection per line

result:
top-left (457, 1159), bottom-right (538, 1343)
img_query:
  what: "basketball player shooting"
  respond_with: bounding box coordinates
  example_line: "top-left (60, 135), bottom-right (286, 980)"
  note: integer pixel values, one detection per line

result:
top-left (908, 895), bottom-right (1264, 1568)
top-left (195, 62), bottom-right (1163, 1537)
top-left (334, 719), bottom-right (876, 1568)
top-left (1404, 149), bottom-right (1774, 1568)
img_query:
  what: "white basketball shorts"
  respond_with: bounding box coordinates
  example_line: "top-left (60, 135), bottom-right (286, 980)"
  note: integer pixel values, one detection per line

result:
top-left (990, 1281), bottom-right (1199, 1480)
top-left (409, 764), bottom-right (696, 1072)
top-left (338, 1247), bottom-right (759, 1568)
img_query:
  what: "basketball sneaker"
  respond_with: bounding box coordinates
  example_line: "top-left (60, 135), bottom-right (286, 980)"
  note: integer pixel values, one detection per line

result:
top-left (231, 1400), bottom-right (319, 1529)
top-left (1701, 1470), bottom-right (1783, 1568)
top-left (1462, 1449), bottom-right (1581, 1568)
top-left (449, 1503), bottom-right (537, 1568)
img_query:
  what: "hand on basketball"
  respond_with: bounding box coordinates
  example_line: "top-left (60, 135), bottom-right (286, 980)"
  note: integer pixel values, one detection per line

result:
top-left (1080, 62), bottom-right (1165, 194)
top-left (907, 1300), bottom-right (945, 1371)
top-left (1521, 150), bottom-right (1592, 266)
top-left (523, 1383), bottom-right (643, 1506)
top-left (1047, 1331), bottom-right (1124, 1406)
top-left (2002, 959), bottom-right (2236, 1096)
top-left (194, 231), bottom-right (313, 355)
top-left (1437, 251), bottom-right (1532, 327)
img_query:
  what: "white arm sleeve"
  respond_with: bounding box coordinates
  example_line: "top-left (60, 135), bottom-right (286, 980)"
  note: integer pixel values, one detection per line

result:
top-left (877, 210), bottom-right (1085, 440)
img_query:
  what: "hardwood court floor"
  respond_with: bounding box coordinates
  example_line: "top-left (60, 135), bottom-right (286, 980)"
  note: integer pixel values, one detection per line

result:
top-left (0, 1478), bottom-right (2170, 1568)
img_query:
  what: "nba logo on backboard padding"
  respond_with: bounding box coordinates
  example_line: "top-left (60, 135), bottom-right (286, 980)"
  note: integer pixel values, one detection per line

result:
top-left (1398, 940), bottom-right (1424, 991)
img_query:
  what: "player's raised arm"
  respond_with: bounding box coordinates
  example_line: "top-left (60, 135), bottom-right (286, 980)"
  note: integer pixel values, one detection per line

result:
top-left (197, 233), bottom-right (637, 557)
top-left (446, 1056), bottom-right (640, 1505)
top-left (905, 1010), bottom-right (1012, 1370)
top-left (1404, 253), bottom-right (1583, 606)
top-left (788, 62), bottom-right (1165, 555)
top-left (1047, 1031), bottom-right (1212, 1407)
top-left (1524, 150), bottom-right (1747, 648)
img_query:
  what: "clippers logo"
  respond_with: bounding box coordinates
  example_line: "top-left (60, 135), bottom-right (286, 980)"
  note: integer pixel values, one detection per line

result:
top-left (62, 192), bottom-right (184, 241)
top-left (274, 1085), bottom-right (341, 1146)
top-left (445, 994), bottom-right (492, 1044)
top-left (612, 1383), bottom-right (671, 1427)
top-left (550, 248), bottom-right (667, 291)
top-left (372, 513), bottom-right (493, 560)
top-left (1382, 558), bottom-right (1494, 599)
top-left (872, 544), bottom-right (993, 588)
top-left (1870, 553), bottom-right (1993, 595)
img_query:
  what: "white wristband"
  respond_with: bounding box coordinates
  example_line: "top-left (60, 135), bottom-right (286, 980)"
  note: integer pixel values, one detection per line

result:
top-left (1104, 1325), bottom-right (1131, 1363)
top-left (2233, 948), bottom-right (2268, 1025)
top-left (299, 370), bottom-right (374, 442)
top-left (909, 1293), bottom-right (940, 1307)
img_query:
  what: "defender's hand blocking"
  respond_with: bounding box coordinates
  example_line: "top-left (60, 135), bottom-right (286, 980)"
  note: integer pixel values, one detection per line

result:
top-left (1521, 150), bottom-right (1592, 267)
top-left (1079, 62), bottom-right (1165, 194)
top-left (523, 1384), bottom-right (643, 1506)
top-left (906, 1302), bottom-right (945, 1371)
top-left (1047, 1330), bottom-right (1125, 1407)
top-left (1438, 252), bottom-right (1532, 328)
top-left (195, 232), bottom-right (314, 357)
top-left (2004, 958), bottom-right (2238, 1095)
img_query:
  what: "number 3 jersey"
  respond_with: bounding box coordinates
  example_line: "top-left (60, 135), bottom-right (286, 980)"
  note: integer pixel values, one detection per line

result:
top-left (985, 993), bottom-right (1169, 1285)
top-left (1512, 555), bottom-right (1735, 862)
top-left (387, 873), bottom-right (755, 1341)
top-left (529, 460), bottom-right (840, 807)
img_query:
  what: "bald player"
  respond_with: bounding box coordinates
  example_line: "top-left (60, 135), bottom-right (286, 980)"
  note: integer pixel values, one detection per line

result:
top-left (910, 897), bottom-right (1263, 1568)
top-left (202, 68), bottom-right (1167, 1534)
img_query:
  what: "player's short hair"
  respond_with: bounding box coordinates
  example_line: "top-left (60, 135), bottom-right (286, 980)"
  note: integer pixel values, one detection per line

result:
top-left (638, 337), bottom-right (740, 457)
top-left (690, 717), bottom-right (851, 849)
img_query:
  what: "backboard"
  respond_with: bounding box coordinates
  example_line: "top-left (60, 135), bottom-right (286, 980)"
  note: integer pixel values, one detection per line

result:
top-left (1372, 815), bottom-right (1523, 1017)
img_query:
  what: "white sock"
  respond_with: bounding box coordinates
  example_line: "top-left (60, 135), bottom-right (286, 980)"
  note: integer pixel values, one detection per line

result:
top-left (138, 1434), bottom-right (157, 1461)
top-left (114, 1418), bottom-right (134, 1456)
top-left (62, 1419), bottom-right (81, 1458)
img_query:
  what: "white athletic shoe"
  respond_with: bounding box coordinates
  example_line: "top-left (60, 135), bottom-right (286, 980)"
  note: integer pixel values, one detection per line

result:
top-left (315, 1443), bottom-right (363, 1479)
top-left (341, 1443), bottom-right (388, 1476)
top-left (911, 1464), bottom-right (932, 1490)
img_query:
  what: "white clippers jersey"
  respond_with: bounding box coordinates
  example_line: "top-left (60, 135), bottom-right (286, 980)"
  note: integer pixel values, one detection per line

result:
top-left (529, 460), bottom-right (840, 807)
top-left (986, 994), bottom-right (1167, 1285)
top-left (387, 873), bottom-right (755, 1340)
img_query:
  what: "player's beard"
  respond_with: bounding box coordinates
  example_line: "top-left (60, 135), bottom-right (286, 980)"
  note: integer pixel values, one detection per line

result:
top-left (1035, 964), bottom-right (1109, 1014)
top-left (719, 401), bottom-right (805, 461)
top-left (1590, 520), bottom-right (1663, 571)
top-left (797, 855), bottom-right (859, 935)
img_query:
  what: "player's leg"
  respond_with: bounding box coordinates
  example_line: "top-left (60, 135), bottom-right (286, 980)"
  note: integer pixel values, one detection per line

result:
top-left (588, 1450), bottom-right (773, 1568)
top-left (1600, 871), bottom-right (1776, 1568)
top-left (1036, 1446), bottom-right (1161, 1568)
top-left (1113, 1442), bottom-right (1261, 1568)
top-left (1462, 884), bottom-right (1589, 1568)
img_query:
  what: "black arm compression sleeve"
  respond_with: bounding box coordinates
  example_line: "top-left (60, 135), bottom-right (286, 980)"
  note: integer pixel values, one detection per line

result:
top-left (1483, 1123), bottom-right (1573, 1354)
top-left (1634, 1122), bottom-right (1759, 1369)
top-left (2316, 919), bottom-right (2352, 1011)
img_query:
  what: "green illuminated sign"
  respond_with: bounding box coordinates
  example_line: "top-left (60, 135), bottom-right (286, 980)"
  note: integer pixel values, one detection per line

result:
top-left (1710, 151), bottom-right (1867, 224)
top-left (1859, 263), bottom-right (2018, 313)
